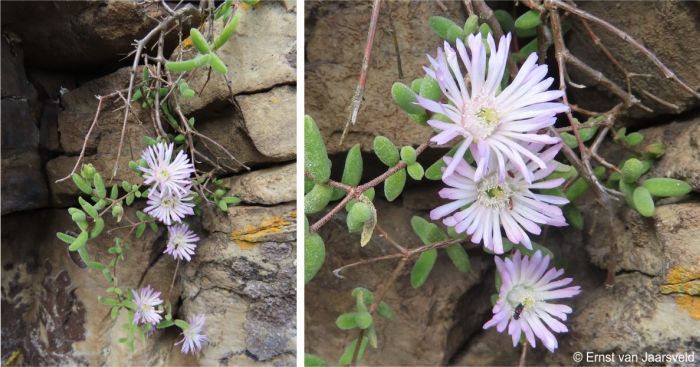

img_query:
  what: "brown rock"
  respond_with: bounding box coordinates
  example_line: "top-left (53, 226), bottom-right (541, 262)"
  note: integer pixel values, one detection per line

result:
top-left (305, 1), bottom-right (464, 152)
top-left (639, 118), bottom-right (700, 191)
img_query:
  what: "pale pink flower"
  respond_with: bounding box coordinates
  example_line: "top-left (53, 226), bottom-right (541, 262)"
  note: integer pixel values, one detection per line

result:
top-left (140, 142), bottom-right (195, 196)
top-left (430, 144), bottom-right (568, 254)
top-left (177, 314), bottom-right (207, 355)
top-left (132, 285), bottom-right (163, 326)
top-left (144, 188), bottom-right (195, 225)
top-left (484, 251), bottom-right (581, 352)
top-left (416, 33), bottom-right (568, 182)
top-left (165, 223), bottom-right (200, 261)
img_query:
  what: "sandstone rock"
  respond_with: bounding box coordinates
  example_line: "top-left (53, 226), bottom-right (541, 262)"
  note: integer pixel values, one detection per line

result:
top-left (305, 1), bottom-right (465, 153)
top-left (223, 162), bottom-right (296, 205)
top-left (1, 207), bottom-right (179, 366)
top-left (305, 199), bottom-right (491, 365)
top-left (181, 2), bottom-right (297, 114)
top-left (179, 203), bottom-right (296, 365)
top-left (639, 118), bottom-right (700, 191)
top-left (567, 1), bottom-right (700, 121)
top-left (654, 203), bottom-right (700, 289)
top-left (236, 86), bottom-right (297, 160)
top-left (0, 1), bottom-right (179, 71)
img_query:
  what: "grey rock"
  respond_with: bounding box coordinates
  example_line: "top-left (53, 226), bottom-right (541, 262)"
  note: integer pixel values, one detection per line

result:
top-left (181, 2), bottom-right (297, 114)
top-left (236, 86), bottom-right (297, 160)
top-left (224, 162), bottom-right (296, 205)
top-left (640, 118), bottom-right (700, 192)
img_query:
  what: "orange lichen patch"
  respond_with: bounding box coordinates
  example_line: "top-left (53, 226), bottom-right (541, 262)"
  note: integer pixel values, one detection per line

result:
top-left (290, 210), bottom-right (297, 219)
top-left (660, 280), bottom-right (700, 296)
top-left (665, 265), bottom-right (700, 285)
top-left (180, 36), bottom-right (193, 50)
top-left (675, 295), bottom-right (700, 320)
top-left (230, 216), bottom-right (290, 250)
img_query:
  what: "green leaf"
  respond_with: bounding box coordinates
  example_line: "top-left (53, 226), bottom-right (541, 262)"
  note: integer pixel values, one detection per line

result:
top-left (633, 186), bottom-right (655, 217)
top-left (110, 185), bottom-right (119, 200)
top-left (304, 115), bottom-right (331, 184)
top-left (333, 144), bottom-right (363, 200)
top-left (218, 200), bottom-right (228, 212)
top-left (338, 337), bottom-right (369, 366)
top-left (419, 76), bottom-right (442, 101)
top-left (354, 311), bottom-right (373, 329)
top-left (624, 132), bottom-right (644, 146)
top-left (463, 14), bottom-right (479, 34)
top-left (305, 232), bottom-right (325, 284)
top-left (93, 173), bottom-right (106, 198)
top-left (174, 319), bottom-right (190, 330)
top-left (400, 146), bottom-right (417, 165)
top-left (57, 232), bottom-right (76, 244)
top-left (336, 312), bottom-right (358, 330)
top-left (642, 178), bottom-right (692, 197)
top-left (111, 306), bottom-right (120, 320)
top-left (304, 183), bottom-right (333, 214)
top-left (68, 231), bottom-right (88, 251)
top-left (98, 297), bottom-right (120, 306)
top-left (351, 287), bottom-right (374, 305)
top-left (515, 10), bottom-right (542, 31)
top-left (189, 28), bottom-right (211, 54)
top-left (373, 136), bottom-right (400, 166)
top-left (348, 202), bottom-right (371, 224)
top-left (619, 179), bottom-right (635, 207)
top-left (213, 11), bottom-right (242, 50)
top-left (79, 197), bottom-right (99, 219)
top-left (622, 158), bottom-right (645, 183)
top-left (165, 55), bottom-right (207, 72)
top-left (377, 301), bottom-right (395, 321)
top-left (87, 261), bottom-right (105, 270)
top-left (493, 10), bottom-right (515, 33)
top-left (410, 78), bottom-right (423, 93)
top-left (305, 354), bottom-right (328, 367)
top-left (407, 162), bottom-right (424, 180)
top-left (391, 82), bottom-right (423, 115)
top-left (425, 158), bottom-right (446, 180)
top-left (446, 244), bottom-right (470, 272)
top-left (563, 204), bottom-right (584, 231)
top-left (429, 16), bottom-right (463, 42)
top-left (560, 132), bottom-right (577, 148)
top-left (410, 216), bottom-right (447, 245)
top-left (208, 53), bottom-right (228, 75)
top-left (90, 218), bottom-right (105, 238)
top-left (565, 178), bottom-right (589, 202)
top-left (157, 319), bottom-right (175, 329)
top-left (135, 223), bottom-right (146, 238)
top-left (411, 249), bottom-right (438, 288)
top-left (579, 127), bottom-right (598, 142)
top-left (72, 174), bottom-right (92, 195)
top-left (644, 142), bottom-right (665, 158)
top-left (384, 168), bottom-right (406, 202)
top-left (479, 23), bottom-right (491, 38)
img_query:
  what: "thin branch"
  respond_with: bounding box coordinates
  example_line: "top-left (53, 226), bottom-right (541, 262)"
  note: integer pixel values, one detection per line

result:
top-left (340, 0), bottom-right (383, 144)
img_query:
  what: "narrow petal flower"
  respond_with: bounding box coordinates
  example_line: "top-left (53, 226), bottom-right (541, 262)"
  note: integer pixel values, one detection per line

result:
top-left (430, 144), bottom-right (568, 254)
top-left (484, 251), bottom-right (581, 352)
top-left (145, 188), bottom-right (195, 225)
top-left (177, 314), bottom-right (207, 355)
top-left (132, 285), bottom-right (163, 326)
top-left (417, 33), bottom-right (568, 182)
top-left (165, 223), bottom-right (200, 261)
top-left (140, 142), bottom-right (195, 196)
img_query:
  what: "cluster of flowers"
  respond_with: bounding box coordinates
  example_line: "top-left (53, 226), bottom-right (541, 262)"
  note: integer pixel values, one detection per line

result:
top-left (419, 33), bottom-right (580, 352)
top-left (132, 142), bottom-right (206, 354)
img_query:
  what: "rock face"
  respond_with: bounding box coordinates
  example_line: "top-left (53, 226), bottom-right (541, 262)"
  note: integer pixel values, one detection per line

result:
top-left (639, 118), bottom-right (700, 191)
top-left (2, 1), bottom-right (296, 366)
top-left (305, 0), bottom-right (465, 153)
top-left (181, 203), bottom-right (297, 365)
top-left (1, 36), bottom-right (50, 215)
top-left (0, 1), bottom-right (179, 71)
top-left (305, 199), bottom-right (493, 365)
top-left (567, 1), bottom-right (700, 122)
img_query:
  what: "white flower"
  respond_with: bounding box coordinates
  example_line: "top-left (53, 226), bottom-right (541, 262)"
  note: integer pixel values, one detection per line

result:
top-left (165, 223), bottom-right (200, 262)
top-left (177, 314), bottom-right (207, 355)
top-left (484, 251), bottom-right (581, 352)
top-left (144, 188), bottom-right (195, 225)
top-left (430, 144), bottom-right (568, 254)
top-left (132, 285), bottom-right (163, 326)
top-left (417, 33), bottom-right (568, 182)
top-left (140, 142), bottom-right (195, 196)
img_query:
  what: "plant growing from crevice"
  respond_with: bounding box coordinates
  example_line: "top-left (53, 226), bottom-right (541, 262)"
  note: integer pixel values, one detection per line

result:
top-left (55, 0), bottom-right (249, 355)
top-left (305, 1), bottom-right (696, 365)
